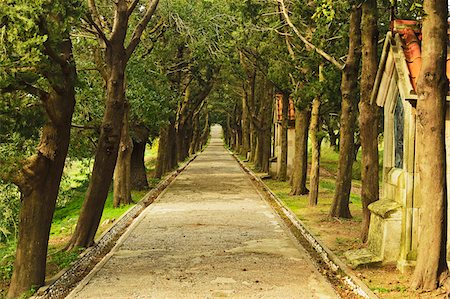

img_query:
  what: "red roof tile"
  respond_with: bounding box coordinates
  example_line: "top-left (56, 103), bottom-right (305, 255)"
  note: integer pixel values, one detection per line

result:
top-left (392, 20), bottom-right (450, 94)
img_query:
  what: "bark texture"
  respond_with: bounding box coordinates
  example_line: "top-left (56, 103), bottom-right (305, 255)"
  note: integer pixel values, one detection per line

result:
top-left (330, 5), bottom-right (362, 219)
top-left (113, 105), bottom-right (133, 208)
top-left (7, 38), bottom-right (76, 298)
top-left (290, 107), bottom-right (310, 195)
top-left (411, 0), bottom-right (449, 290)
top-left (253, 77), bottom-right (273, 173)
top-left (359, 0), bottom-right (379, 242)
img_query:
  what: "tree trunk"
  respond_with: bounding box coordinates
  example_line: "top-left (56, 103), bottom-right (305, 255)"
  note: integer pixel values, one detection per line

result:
top-left (278, 91), bottom-right (289, 181)
top-left (328, 126), bottom-right (339, 151)
top-left (200, 113), bottom-right (210, 147)
top-left (113, 105), bottom-right (133, 208)
top-left (411, 0), bottom-right (448, 290)
top-left (189, 112), bottom-right (200, 155)
top-left (240, 93), bottom-right (251, 156)
top-left (7, 40), bottom-right (76, 298)
top-left (359, 0), bottom-right (379, 242)
top-left (176, 124), bottom-right (189, 162)
top-left (249, 122), bottom-right (257, 162)
top-left (290, 107), bottom-right (311, 195)
top-left (154, 126), bottom-right (168, 179)
top-left (66, 49), bottom-right (128, 250)
top-left (261, 128), bottom-right (272, 173)
top-left (130, 126), bottom-right (149, 190)
top-left (329, 5), bottom-right (362, 219)
top-left (168, 120), bottom-right (178, 170)
top-left (309, 97), bottom-right (323, 205)
top-left (254, 128), bottom-right (271, 173)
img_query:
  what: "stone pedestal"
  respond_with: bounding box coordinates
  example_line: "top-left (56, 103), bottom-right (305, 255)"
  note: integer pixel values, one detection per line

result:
top-left (345, 199), bottom-right (402, 269)
top-left (367, 199), bottom-right (402, 262)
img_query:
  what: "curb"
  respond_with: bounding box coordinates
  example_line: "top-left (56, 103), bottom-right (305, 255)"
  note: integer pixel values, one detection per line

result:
top-left (231, 153), bottom-right (378, 299)
top-left (32, 154), bottom-right (198, 299)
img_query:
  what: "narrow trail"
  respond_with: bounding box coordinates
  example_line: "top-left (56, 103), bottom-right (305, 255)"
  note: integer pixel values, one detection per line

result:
top-left (67, 125), bottom-right (338, 299)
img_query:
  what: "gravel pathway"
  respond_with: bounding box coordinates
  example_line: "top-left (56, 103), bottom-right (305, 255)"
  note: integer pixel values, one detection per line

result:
top-left (67, 125), bottom-right (339, 299)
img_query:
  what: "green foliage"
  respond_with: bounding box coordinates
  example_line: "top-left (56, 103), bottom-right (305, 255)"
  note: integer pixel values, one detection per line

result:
top-left (0, 0), bottom-right (46, 87)
top-left (127, 55), bottom-right (173, 132)
top-left (0, 240), bottom-right (16, 281)
top-left (0, 0), bottom-right (82, 89)
top-left (0, 93), bottom-right (44, 183)
top-left (0, 183), bottom-right (20, 243)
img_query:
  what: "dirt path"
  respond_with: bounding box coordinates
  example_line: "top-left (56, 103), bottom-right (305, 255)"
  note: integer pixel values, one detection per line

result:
top-left (67, 125), bottom-right (339, 299)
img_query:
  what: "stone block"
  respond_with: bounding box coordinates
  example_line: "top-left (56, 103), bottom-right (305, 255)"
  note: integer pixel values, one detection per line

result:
top-left (344, 248), bottom-right (382, 269)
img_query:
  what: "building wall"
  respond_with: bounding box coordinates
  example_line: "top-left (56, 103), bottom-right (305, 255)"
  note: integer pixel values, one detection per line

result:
top-left (372, 69), bottom-right (450, 270)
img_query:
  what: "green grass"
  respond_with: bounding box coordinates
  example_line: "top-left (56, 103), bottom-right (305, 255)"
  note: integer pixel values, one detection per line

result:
top-left (46, 246), bottom-right (84, 270)
top-left (50, 186), bottom-right (146, 239)
top-left (311, 141), bottom-right (384, 182)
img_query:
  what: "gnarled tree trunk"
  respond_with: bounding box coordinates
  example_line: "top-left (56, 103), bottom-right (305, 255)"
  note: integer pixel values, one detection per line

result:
top-left (7, 39), bottom-right (76, 298)
top-left (411, 0), bottom-right (448, 290)
top-left (330, 5), bottom-right (362, 219)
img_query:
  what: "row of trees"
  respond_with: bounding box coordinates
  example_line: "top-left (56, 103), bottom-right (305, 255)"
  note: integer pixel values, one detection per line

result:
top-left (0, 0), bottom-right (228, 297)
top-left (218, 0), bottom-right (449, 292)
top-left (0, 0), bottom-right (448, 296)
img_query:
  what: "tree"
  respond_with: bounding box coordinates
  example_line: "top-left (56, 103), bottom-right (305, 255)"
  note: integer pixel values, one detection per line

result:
top-left (329, 4), bottom-right (362, 219)
top-left (67, 0), bottom-right (160, 250)
top-left (290, 105), bottom-right (310, 195)
top-left (278, 91), bottom-right (290, 181)
top-left (308, 65), bottom-right (325, 205)
top-left (113, 104), bottom-right (133, 207)
top-left (0, 0), bottom-right (80, 296)
top-left (359, 0), bottom-right (379, 242)
top-left (411, 0), bottom-right (449, 290)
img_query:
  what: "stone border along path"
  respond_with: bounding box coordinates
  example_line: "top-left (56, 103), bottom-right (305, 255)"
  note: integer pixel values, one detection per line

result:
top-left (53, 125), bottom-right (342, 298)
top-left (32, 154), bottom-right (199, 299)
top-left (232, 153), bottom-right (379, 299)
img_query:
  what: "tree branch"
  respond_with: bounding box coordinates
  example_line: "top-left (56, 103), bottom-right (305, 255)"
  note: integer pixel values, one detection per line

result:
top-left (71, 123), bottom-right (99, 130)
top-left (84, 14), bottom-right (110, 46)
top-left (127, 0), bottom-right (140, 17)
top-left (125, 0), bottom-right (160, 60)
top-left (277, 0), bottom-right (344, 69)
top-left (1, 83), bottom-right (50, 102)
